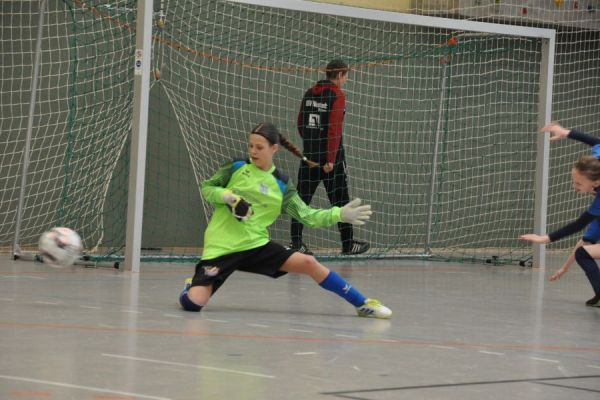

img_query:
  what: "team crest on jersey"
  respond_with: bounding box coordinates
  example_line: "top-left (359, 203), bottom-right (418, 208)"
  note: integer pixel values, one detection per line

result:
top-left (259, 183), bottom-right (269, 194)
top-left (203, 266), bottom-right (220, 276)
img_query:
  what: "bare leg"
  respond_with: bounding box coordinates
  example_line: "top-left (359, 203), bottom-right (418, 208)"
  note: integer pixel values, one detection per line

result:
top-left (187, 285), bottom-right (213, 305)
top-left (279, 252), bottom-right (329, 283)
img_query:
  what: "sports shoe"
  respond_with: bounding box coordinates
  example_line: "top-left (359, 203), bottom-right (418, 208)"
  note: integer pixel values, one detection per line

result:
top-left (356, 298), bottom-right (392, 319)
top-left (585, 294), bottom-right (600, 307)
top-left (183, 277), bottom-right (192, 291)
top-left (288, 241), bottom-right (313, 255)
top-left (342, 240), bottom-right (370, 255)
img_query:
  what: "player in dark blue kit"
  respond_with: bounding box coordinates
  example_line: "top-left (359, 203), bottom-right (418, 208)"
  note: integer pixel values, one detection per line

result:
top-left (521, 123), bottom-right (600, 307)
top-left (548, 221), bottom-right (600, 283)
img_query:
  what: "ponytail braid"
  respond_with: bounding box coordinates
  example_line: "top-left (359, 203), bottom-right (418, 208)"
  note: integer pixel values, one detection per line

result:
top-left (251, 122), bottom-right (319, 167)
top-left (278, 133), bottom-right (319, 168)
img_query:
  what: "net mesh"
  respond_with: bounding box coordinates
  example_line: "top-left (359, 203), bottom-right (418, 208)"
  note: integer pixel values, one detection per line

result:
top-left (147, 1), bottom-right (541, 262)
top-left (1, 0), bottom-right (598, 265)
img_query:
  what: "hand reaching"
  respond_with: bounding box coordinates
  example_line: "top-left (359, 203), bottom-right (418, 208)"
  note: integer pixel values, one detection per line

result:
top-left (519, 234), bottom-right (550, 244)
top-left (341, 198), bottom-right (372, 225)
top-left (550, 267), bottom-right (568, 281)
top-left (539, 123), bottom-right (570, 142)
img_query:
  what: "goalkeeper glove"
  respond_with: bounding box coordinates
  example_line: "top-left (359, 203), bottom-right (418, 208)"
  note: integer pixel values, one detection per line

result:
top-left (341, 198), bottom-right (372, 225)
top-left (223, 191), bottom-right (253, 221)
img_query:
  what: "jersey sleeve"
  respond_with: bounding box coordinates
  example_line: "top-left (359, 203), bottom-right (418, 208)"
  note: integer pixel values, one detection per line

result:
top-left (281, 183), bottom-right (342, 227)
top-left (548, 211), bottom-right (595, 242)
top-left (568, 129), bottom-right (600, 146)
top-left (297, 101), bottom-right (304, 138)
top-left (200, 162), bottom-right (234, 204)
top-left (327, 88), bottom-right (345, 164)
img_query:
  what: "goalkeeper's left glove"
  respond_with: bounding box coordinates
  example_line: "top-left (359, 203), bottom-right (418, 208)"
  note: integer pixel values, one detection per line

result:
top-left (340, 198), bottom-right (372, 225)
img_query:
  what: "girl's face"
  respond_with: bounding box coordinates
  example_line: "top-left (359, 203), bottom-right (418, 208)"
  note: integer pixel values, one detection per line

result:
top-left (249, 134), bottom-right (278, 170)
top-left (571, 168), bottom-right (600, 194)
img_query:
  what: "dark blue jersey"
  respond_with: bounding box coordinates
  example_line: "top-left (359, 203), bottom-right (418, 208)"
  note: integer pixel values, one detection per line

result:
top-left (549, 129), bottom-right (600, 242)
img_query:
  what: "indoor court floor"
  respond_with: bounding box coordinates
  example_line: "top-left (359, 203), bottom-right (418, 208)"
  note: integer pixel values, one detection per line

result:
top-left (0, 254), bottom-right (599, 400)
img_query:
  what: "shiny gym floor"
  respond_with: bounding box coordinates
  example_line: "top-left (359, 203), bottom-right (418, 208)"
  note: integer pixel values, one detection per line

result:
top-left (0, 254), bottom-right (599, 400)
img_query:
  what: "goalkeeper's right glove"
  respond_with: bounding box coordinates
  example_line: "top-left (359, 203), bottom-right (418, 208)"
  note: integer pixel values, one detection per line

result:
top-left (223, 191), bottom-right (254, 221)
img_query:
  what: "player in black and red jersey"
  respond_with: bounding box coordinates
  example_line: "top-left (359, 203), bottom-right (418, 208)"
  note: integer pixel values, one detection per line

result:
top-left (290, 59), bottom-right (369, 256)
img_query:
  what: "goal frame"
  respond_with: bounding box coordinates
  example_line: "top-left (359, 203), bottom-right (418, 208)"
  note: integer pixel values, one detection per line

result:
top-left (12, 0), bottom-right (556, 270)
top-left (227, 0), bottom-right (555, 268)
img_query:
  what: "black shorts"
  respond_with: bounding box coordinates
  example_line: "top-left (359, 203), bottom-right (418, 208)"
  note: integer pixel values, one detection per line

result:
top-left (190, 241), bottom-right (295, 289)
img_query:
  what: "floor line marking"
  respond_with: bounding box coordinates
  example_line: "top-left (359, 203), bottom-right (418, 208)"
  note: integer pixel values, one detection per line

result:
top-left (322, 374), bottom-right (600, 396)
top-left (206, 319), bottom-right (228, 323)
top-left (0, 374), bottom-right (171, 400)
top-left (79, 305), bottom-right (101, 309)
top-left (587, 365), bottom-right (600, 369)
top-left (2, 275), bottom-right (45, 280)
top-left (430, 345), bottom-right (456, 350)
top-left (35, 301), bottom-right (59, 305)
top-left (102, 353), bottom-right (276, 379)
top-left (1, 320), bottom-right (599, 353)
top-left (335, 334), bottom-right (357, 338)
top-left (163, 314), bottom-right (183, 318)
top-left (246, 323), bottom-right (269, 328)
top-left (289, 328), bottom-right (313, 333)
top-left (479, 350), bottom-right (505, 356)
top-left (531, 357), bottom-right (559, 363)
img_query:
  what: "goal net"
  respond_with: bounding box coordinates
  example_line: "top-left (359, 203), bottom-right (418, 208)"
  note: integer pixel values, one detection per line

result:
top-left (147, 0), bottom-right (546, 263)
top-left (2, 0), bottom-right (563, 265)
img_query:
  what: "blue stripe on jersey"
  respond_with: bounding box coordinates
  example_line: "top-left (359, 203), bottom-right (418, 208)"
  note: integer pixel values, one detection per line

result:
top-left (272, 168), bottom-right (289, 194)
top-left (274, 178), bottom-right (287, 194)
top-left (231, 159), bottom-right (247, 173)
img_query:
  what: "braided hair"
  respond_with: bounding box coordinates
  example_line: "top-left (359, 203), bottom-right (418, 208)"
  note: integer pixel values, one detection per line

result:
top-left (251, 123), bottom-right (318, 167)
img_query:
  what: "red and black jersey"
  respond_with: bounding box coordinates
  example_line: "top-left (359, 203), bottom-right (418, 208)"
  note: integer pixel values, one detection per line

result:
top-left (297, 79), bottom-right (345, 164)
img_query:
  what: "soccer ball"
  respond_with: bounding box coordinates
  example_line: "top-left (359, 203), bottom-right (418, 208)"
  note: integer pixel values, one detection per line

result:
top-left (38, 227), bottom-right (82, 267)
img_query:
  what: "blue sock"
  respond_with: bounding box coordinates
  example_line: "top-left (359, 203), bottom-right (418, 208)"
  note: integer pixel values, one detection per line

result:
top-left (179, 290), bottom-right (203, 312)
top-left (319, 271), bottom-right (366, 307)
top-left (575, 247), bottom-right (600, 295)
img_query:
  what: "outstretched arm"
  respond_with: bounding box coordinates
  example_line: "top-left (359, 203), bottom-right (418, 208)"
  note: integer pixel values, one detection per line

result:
top-left (282, 186), bottom-right (372, 228)
top-left (520, 212), bottom-right (595, 244)
top-left (550, 239), bottom-right (587, 281)
top-left (283, 190), bottom-right (342, 228)
top-left (540, 123), bottom-right (600, 146)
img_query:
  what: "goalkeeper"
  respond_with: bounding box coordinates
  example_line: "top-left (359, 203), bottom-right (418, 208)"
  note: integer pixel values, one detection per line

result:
top-left (179, 122), bottom-right (392, 319)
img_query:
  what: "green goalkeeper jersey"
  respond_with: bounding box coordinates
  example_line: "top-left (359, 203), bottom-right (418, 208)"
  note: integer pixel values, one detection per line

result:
top-left (201, 159), bottom-right (342, 260)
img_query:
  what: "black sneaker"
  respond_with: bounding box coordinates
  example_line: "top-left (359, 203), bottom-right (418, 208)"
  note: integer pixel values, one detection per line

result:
top-left (585, 294), bottom-right (600, 307)
top-left (341, 240), bottom-right (370, 255)
top-left (288, 242), bottom-right (313, 255)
